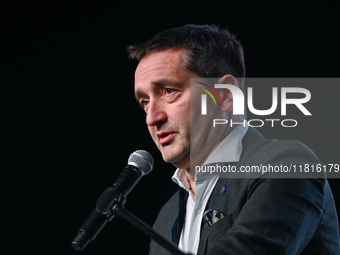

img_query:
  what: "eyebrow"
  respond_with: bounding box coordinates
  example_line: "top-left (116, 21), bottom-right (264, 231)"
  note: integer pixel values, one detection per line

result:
top-left (152, 78), bottom-right (182, 87)
top-left (134, 78), bottom-right (183, 102)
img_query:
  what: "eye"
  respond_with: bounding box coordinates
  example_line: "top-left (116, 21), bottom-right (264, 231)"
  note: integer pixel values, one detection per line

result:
top-left (140, 99), bottom-right (149, 107)
top-left (165, 88), bottom-right (175, 95)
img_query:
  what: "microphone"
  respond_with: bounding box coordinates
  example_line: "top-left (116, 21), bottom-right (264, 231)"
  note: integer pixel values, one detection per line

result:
top-left (71, 150), bottom-right (154, 251)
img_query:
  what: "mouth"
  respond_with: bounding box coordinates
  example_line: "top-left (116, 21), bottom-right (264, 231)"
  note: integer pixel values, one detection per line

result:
top-left (157, 132), bottom-right (176, 145)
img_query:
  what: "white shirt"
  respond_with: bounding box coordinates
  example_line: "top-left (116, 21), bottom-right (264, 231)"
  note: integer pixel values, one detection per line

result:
top-left (172, 124), bottom-right (249, 254)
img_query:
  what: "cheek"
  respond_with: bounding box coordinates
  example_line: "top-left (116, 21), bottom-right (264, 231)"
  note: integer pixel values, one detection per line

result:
top-left (148, 126), bottom-right (156, 138)
top-left (176, 99), bottom-right (190, 114)
top-left (175, 105), bottom-right (190, 125)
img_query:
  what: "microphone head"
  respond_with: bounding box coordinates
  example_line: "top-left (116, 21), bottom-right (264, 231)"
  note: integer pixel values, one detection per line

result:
top-left (127, 150), bottom-right (154, 175)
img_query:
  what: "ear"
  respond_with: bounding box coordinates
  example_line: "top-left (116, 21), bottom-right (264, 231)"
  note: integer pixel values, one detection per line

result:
top-left (217, 75), bottom-right (239, 113)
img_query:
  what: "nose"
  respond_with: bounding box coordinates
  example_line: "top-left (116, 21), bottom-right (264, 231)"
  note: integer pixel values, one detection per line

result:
top-left (146, 99), bottom-right (167, 127)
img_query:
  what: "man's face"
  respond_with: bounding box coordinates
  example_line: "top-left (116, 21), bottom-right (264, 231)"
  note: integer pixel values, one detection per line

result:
top-left (134, 48), bottom-right (199, 169)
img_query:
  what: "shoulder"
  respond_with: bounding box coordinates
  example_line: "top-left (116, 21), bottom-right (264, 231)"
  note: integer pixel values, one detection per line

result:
top-left (153, 191), bottom-right (178, 229)
top-left (150, 191), bottom-right (179, 255)
top-left (242, 127), bottom-right (321, 164)
top-left (158, 191), bottom-right (178, 213)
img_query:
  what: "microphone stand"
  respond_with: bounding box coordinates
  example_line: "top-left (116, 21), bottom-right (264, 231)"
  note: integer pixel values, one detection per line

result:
top-left (112, 202), bottom-right (193, 255)
top-left (72, 186), bottom-right (192, 255)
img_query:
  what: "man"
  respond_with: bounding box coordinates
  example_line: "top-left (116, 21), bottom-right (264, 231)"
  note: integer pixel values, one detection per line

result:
top-left (128, 24), bottom-right (340, 254)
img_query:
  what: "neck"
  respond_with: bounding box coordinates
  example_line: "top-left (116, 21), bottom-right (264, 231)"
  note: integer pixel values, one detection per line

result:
top-left (183, 170), bottom-right (196, 196)
top-left (183, 123), bottom-right (239, 197)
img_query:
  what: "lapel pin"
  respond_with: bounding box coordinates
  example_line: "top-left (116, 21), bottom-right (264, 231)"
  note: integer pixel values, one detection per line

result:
top-left (221, 185), bottom-right (226, 195)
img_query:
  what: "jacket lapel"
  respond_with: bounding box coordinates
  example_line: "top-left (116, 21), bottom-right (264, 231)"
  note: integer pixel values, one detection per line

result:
top-left (197, 179), bottom-right (225, 254)
top-left (171, 187), bottom-right (188, 244)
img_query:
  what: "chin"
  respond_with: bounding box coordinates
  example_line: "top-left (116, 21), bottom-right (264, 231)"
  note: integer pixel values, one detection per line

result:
top-left (161, 152), bottom-right (179, 163)
top-left (161, 149), bottom-right (189, 168)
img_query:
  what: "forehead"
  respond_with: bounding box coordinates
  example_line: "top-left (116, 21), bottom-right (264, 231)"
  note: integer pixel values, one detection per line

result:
top-left (134, 48), bottom-right (188, 86)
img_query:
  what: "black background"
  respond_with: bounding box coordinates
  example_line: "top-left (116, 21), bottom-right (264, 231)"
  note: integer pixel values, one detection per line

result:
top-left (3, 1), bottom-right (340, 254)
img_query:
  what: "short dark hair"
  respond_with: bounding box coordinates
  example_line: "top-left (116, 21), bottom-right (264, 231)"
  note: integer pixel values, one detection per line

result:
top-left (127, 24), bottom-right (245, 89)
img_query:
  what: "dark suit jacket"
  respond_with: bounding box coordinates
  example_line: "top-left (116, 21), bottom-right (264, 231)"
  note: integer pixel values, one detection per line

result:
top-left (150, 127), bottom-right (340, 254)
